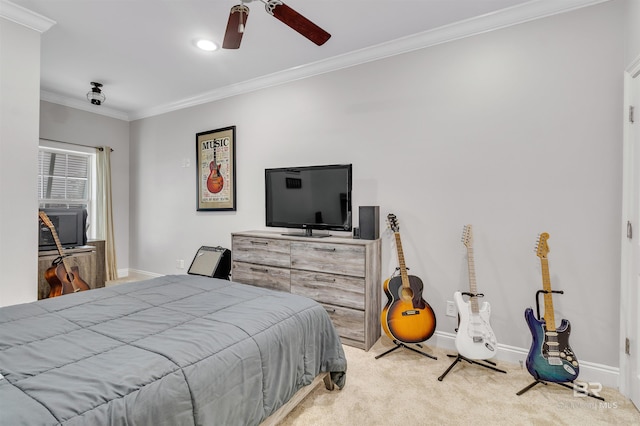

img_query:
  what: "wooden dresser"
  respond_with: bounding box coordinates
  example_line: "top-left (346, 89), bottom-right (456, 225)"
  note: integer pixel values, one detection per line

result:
top-left (231, 230), bottom-right (381, 351)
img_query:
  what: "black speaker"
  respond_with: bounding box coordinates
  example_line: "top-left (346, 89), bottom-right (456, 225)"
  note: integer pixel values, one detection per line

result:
top-left (359, 206), bottom-right (379, 240)
top-left (188, 246), bottom-right (231, 279)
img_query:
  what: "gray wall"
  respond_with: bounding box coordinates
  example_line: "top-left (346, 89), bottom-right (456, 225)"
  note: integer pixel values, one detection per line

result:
top-left (129, 1), bottom-right (624, 370)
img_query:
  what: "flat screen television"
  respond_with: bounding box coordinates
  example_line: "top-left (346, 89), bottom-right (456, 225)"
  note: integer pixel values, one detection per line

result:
top-left (38, 207), bottom-right (87, 251)
top-left (265, 164), bottom-right (352, 237)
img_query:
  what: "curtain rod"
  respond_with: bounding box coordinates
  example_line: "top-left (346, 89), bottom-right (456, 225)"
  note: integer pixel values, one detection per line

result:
top-left (40, 138), bottom-right (114, 152)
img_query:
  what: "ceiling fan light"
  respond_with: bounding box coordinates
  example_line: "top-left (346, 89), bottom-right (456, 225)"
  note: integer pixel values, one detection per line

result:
top-left (86, 82), bottom-right (105, 106)
top-left (196, 39), bottom-right (218, 51)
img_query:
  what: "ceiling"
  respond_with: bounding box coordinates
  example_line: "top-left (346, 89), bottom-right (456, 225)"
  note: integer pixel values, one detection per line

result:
top-left (5, 0), bottom-right (604, 121)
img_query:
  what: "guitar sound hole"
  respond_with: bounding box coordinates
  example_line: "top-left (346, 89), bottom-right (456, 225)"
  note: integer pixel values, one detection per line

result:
top-left (401, 287), bottom-right (414, 300)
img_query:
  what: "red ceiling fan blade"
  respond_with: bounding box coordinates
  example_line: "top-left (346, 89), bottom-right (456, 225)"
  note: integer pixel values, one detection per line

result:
top-left (222, 5), bottom-right (250, 49)
top-left (267, 1), bottom-right (331, 46)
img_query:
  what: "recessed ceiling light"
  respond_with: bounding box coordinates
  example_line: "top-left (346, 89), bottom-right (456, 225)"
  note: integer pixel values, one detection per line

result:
top-left (196, 39), bottom-right (218, 52)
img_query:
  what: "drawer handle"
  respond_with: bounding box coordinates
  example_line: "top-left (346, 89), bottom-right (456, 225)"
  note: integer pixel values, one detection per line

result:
top-left (314, 247), bottom-right (336, 252)
top-left (250, 267), bottom-right (269, 273)
top-left (250, 241), bottom-right (268, 245)
top-left (315, 276), bottom-right (336, 283)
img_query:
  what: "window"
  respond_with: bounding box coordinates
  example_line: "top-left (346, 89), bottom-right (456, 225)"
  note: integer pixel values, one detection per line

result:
top-left (38, 146), bottom-right (96, 238)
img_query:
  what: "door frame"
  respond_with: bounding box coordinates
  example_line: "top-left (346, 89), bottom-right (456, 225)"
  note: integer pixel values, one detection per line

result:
top-left (620, 53), bottom-right (640, 408)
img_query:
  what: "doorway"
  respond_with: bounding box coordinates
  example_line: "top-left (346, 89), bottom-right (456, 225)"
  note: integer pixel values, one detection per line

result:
top-left (620, 55), bottom-right (640, 410)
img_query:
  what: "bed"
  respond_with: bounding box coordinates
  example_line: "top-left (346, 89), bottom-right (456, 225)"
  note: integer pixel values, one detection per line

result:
top-left (0, 275), bottom-right (347, 425)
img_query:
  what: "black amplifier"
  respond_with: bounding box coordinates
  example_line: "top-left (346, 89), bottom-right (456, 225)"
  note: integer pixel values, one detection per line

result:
top-left (187, 246), bottom-right (231, 280)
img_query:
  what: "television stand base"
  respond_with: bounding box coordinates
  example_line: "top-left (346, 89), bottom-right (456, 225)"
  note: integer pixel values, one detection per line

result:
top-left (283, 233), bottom-right (331, 238)
top-left (283, 229), bottom-right (331, 238)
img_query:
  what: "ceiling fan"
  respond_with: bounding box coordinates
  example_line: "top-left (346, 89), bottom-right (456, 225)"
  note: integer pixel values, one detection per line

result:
top-left (222, 0), bottom-right (331, 49)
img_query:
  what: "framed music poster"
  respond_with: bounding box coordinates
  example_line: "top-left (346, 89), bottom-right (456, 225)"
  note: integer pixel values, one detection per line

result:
top-left (196, 126), bottom-right (236, 211)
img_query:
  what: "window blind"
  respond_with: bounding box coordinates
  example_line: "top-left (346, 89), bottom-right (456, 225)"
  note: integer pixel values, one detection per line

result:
top-left (38, 148), bottom-right (91, 209)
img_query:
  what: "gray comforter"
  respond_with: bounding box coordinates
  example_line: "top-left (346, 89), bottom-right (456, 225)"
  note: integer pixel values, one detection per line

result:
top-left (0, 275), bottom-right (347, 425)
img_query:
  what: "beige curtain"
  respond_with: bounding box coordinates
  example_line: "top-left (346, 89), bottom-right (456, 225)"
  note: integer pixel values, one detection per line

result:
top-left (96, 147), bottom-right (118, 281)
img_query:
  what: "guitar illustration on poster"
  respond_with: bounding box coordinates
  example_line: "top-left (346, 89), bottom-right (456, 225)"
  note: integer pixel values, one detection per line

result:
top-left (206, 148), bottom-right (224, 194)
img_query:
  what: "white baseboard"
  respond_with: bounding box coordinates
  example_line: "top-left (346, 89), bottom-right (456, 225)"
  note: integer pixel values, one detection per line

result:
top-left (118, 268), bottom-right (163, 279)
top-left (432, 331), bottom-right (619, 389)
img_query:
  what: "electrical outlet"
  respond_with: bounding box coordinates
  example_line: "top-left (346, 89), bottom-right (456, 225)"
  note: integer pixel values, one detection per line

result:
top-left (446, 301), bottom-right (456, 317)
top-left (176, 259), bottom-right (184, 269)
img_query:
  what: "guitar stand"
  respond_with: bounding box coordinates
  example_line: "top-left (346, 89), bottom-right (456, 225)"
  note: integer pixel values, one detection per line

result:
top-left (375, 340), bottom-right (437, 361)
top-left (437, 291), bottom-right (505, 380)
top-left (516, 379), bottom-right (604, 400)
top-left (517, 290), bottom-right (605, 401)
top-left (534, 289), bottom-right (563, 321)
top-left (438, 354), bottom-right (506, 381)
top-left (462, 291), bottom-right (484, 298)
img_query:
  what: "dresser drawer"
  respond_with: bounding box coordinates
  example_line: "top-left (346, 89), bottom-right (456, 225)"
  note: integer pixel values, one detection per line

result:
top-left (320, 303), bottom-right (364, 344)
top-left (291, 270), bottom-right (365, 310)
top-left (232, 236), bottom-right (290, 268)
top-left (290, 242), bottom-right (365, 277)
top-left (232, 261), bottom-right (291, 292)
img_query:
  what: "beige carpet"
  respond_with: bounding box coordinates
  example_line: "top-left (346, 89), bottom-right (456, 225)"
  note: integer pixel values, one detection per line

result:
top-left (280, 337), bottom-right (640, 425)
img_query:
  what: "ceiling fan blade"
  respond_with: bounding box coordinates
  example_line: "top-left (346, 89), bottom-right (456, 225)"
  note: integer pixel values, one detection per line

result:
top-left (267, 1), bottom-right (331, 46)
top-left (222, 5), bottom-right (250, 49)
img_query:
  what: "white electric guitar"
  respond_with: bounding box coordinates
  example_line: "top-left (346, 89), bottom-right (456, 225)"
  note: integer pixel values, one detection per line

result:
top-left (454, 225), bottom-right (497, 360)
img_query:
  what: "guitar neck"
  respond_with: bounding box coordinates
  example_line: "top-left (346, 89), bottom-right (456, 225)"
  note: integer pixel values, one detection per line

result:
top-left (466, 246), bottom-right (480, 313)
top-left (393, 232), bottom-right (410, 288)
top-left (49, 226), bottom-right (73, 274)
top-left (540, 258), bottom-right (556, 331)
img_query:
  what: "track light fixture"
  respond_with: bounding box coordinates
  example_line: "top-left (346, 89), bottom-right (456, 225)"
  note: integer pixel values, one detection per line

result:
top-left (87, 82), bottom-right (106, 105)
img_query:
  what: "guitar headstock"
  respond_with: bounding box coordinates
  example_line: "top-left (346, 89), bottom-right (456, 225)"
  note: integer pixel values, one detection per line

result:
top-left (387, 213), bottom-right (399, 233)
top-left (535, 232), bottom-right (550, 259)
top-left (38, 211), bottom-right (53, 229)
top-left (461, 224), bottom-right (473, 248)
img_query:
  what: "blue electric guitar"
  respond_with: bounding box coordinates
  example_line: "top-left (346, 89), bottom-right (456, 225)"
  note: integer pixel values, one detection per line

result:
top-left (525, 233), bottom-right (579, 383)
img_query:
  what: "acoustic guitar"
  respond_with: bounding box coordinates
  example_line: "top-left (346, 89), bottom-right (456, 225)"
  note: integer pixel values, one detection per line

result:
top-left (38, 211), bottom-right (91, 297)
top-left (381, 214), bottom-right (436, 343)
top-left (454, 225), bottom-right (497, 360)
top-left (206, 148), bottom-right (224, 194)
top-left (525, 232), bottom-right (579, 382)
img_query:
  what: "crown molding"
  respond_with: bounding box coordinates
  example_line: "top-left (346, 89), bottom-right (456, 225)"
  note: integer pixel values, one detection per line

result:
top-left (627, 54), bottom-right (640, 78)
top-left (129, 0), bottom-right (608, 121)
top-left (0, 0), bottom-right (55, 33)
top-left (39, 0), bottom-right (608, 122)
top-left (41, 90), bottom-right (131, 121)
